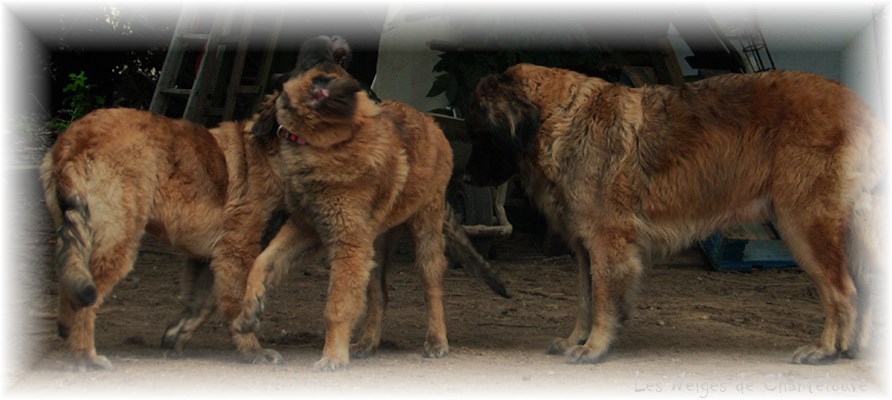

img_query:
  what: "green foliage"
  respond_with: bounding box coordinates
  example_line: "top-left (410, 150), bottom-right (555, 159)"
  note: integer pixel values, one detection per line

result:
top-left (47, 71), bottom-right (106, 132)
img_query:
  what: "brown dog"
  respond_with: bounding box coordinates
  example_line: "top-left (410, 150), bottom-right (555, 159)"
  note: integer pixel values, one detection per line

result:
top-left (238, 60), bottom-right (468, 371)
top-left (41, 108), bottom-right (504, 371)
top-left (42, 36), bottom-right (505, 371)
top-left (40, 109), bottom-right (295, 369)
top-left (40, 35), bottom-right (358, 370)
top-left (464, 64), bottom-right (885, 365)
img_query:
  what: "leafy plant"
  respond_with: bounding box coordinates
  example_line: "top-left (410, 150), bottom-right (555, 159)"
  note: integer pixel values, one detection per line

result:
top-left (47, 71), bottom-right (106, 132)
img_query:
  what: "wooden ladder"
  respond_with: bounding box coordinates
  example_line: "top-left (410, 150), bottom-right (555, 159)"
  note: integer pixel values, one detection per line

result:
top-left (149, 5), bottom-right (283, 125)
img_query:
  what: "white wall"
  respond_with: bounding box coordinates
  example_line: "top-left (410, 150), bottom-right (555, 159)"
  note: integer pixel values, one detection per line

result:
top-left (669, 24), bottom-right (845, 83)
top-left (770, 51), bottom-right (841, 81)
top-left (841, 17), bottom-right (884, 119)
top-left (371, 6), bottom-right (454, 112)
top-left (767, 14), bottom-right (884, 120)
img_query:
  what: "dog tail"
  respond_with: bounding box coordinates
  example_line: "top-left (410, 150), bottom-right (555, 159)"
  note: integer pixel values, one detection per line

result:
top-left (40, 149), bottom-right (98, 309)
top-left (846, 181), bottom-right (884, 352)
top-left (844, 112), bottom-right (888, 352)
top-left (443, 204), bottom-right (510, 298)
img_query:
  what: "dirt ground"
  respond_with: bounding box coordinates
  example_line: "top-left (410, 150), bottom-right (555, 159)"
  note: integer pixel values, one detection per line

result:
top-left (3, 167), bottom-right (888, 399)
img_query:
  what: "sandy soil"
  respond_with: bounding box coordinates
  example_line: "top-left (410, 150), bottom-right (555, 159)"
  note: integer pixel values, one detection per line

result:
top-left (3, 167), bottom-right (888, 399)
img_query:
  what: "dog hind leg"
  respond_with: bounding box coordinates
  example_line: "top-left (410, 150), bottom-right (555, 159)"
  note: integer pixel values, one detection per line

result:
top-left (407, 200), bottom-right (450, 358)
top-left (775, 207), bottom-right (855, 364)
top-left (64, 237), bottom-right (142, 371)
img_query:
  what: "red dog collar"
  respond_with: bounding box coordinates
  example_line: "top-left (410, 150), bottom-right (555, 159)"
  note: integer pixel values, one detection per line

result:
top-left (277, 125), bottom-right (307, 145)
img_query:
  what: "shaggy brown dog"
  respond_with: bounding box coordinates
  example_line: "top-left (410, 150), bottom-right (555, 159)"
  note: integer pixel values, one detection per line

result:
top-left (40, 35), bottom-right (356, 371)
top-left (237, 60), bottom-right (466, 371)
top-left (40, 110), bottom-right (293, 369)
top-left (42, 36), bottom-right (505, 371)
top-left (464, 64), bottom-right (885, 365)
top-left (42, 106), bottom-right (504, 371)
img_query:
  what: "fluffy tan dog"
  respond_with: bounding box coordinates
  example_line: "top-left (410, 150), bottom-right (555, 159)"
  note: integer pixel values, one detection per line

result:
top-left (41, 35), bottom-right (505, 371)
top-left (464, 64), bottom-right (885, 365)
top-left (40, 109), bottom-right (293, 369)
top-left (41, 107), bottom-right (504, 371)
top-left (238, 60), bottom-right (468, 371)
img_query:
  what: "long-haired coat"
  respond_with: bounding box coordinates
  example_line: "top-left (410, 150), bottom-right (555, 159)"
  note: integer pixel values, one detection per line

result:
top-left (465, 63), bottom-right (885, 364)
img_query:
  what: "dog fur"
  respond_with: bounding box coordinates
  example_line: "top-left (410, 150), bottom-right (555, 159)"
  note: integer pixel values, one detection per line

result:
top-left (464, 63), bottom-right (886, 365)
top-left (41, 35), bottom-right (506, 370)
top-left (238, 60), bottom-right (469, 371)
top-left (40, 109), bottom-right (293, 369)
top-left (39, 34), bottom-right (353, 370)
top-left (42, 106), bottom-right (505, 371)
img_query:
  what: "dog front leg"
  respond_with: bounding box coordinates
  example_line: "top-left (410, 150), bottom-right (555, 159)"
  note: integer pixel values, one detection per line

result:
top-left (235, 220), bottom-right (320, 334)
top-left (316, 239), bottom-right (375, 371)
top-left (567, 228), bottom-right (642, 364)
top-left (548, 244), bottom-right (593, 355)
top-left (351, 227), bottom-right (400, 359)
top-left (161, 259), bottom-right (216, 354)
top-left (202, 235), bottom-right (283, 365)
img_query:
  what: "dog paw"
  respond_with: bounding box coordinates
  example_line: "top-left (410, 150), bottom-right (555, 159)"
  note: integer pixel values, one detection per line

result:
top-left (160, 320), bottom-right (187, 351)
top-left (233, 310), bottom-right (261, 335)
top-left (842, 346), bottom-right (861, 360)
top-left (547, 337), bottom-right (575, 355)
top-left (234, 296), bottom-right (265, 334)
top-left (72, 354), bottom-right (113, 372)
top-left (565, 344), bottom-right (609, 364)
top-left (422, 339), bottom-right (449, 358)
top-left (792, 345), bottom-right (839, 365)
top-left (314, 356), bottom-right (349, 372)
top-left (160, 330), bottom-right (179, 351)
top-left (349, 342), bottom-right (378, 359)
top-left (241, 348), bottom-right (284, 365)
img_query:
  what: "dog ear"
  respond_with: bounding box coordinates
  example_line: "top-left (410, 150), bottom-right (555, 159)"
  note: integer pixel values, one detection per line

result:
top-left (251, 93), bottom-right (279, 138)
top-left (469, 73), bottom-right (540, 154)
top-left (270, 73), bottom-right (289, 92)
top-left (330, 35), bottom-right (352, 70)
top-left (296, 36), bottom-right (334, 72)
top-left (504, 95), bottom-right (540, 153)
top-left (317, 77), bottom-right (361, 119)
top-left (295, 35), bottom-right (353, 73)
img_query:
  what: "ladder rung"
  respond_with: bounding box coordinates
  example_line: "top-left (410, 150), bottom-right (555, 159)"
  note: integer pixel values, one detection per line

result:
top-left (178, 33), bottom-right (211, 41)
top-left (206, 107), bottom-right (224, 116)
top-left (217, 35), bottom-right (246, 44)
top-left (177, 33), bottom-right (245, 45)
top-left (235, 85), bottom-right (262, 94)
top-left (160, 88), bottom-right (192, 96)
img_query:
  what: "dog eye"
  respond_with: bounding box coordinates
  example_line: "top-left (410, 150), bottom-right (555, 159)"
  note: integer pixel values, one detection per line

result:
top-left (312, 76), bottom-right (331, 86)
